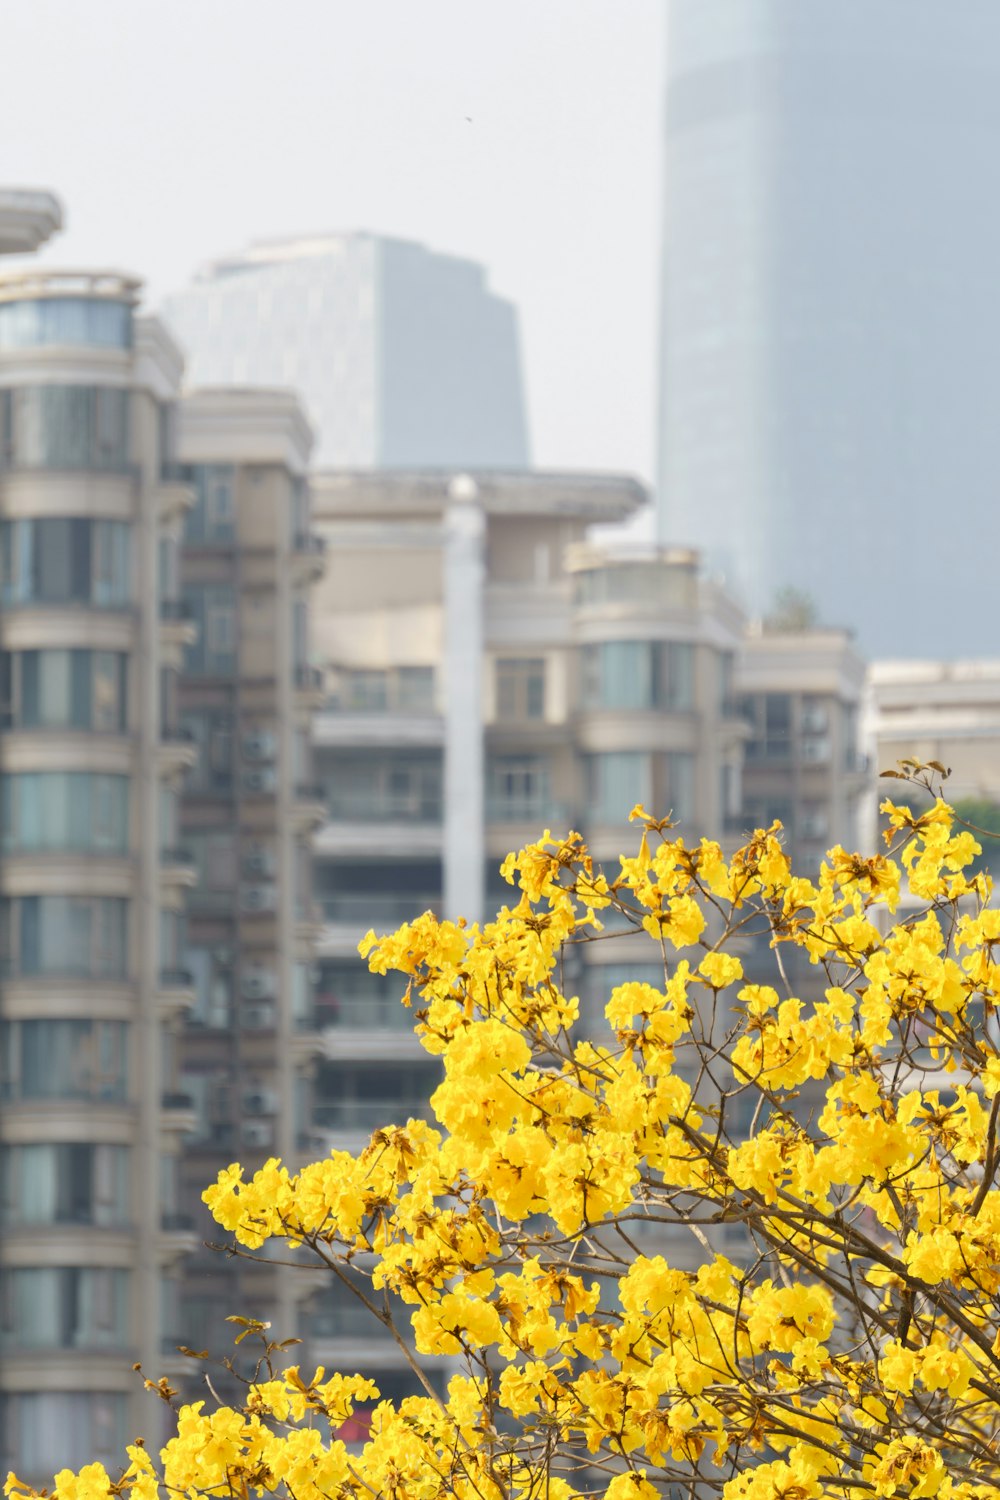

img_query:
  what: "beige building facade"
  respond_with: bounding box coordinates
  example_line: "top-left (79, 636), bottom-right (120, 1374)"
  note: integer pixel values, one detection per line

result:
top-left (169, 388), bottom-right (325, 1372)
top-left (0, 253), bottom-right (199, 1473)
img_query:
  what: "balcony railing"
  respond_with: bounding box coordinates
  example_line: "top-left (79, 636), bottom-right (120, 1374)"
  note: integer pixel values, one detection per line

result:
top-left (160, 848), bottom-right (194, 866)
top-left (293, 532), bottom-right (326, 555)
top-left (485, 799), bottom-right (569, 825)
top-left (315, 993), bottom-right (416, 1032)
top-left (324, 793), bottom-right (442, 824)
top-left (320, 894), bottom-right (440, 926)
top-left (160, 1211), bottom-right (195, 1231)
top-left (313, 1100), bottom-right (435, 1132)
top-left (744, 739), bottom-right (794, 763)
top-left (294, 664), bottom-right (324, 690)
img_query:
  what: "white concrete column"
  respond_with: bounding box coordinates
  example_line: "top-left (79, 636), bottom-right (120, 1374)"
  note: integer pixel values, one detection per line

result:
top-left (443, 476), bottom-right (485, 926)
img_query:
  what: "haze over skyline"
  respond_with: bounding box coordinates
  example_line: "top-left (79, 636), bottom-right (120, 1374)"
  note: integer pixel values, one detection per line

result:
top-left (0, 0), bottom-right (663, 484)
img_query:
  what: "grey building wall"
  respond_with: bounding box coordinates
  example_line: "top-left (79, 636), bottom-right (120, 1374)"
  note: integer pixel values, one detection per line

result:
top-left (162, 234), bottom-right (529, 472)
top-left (657, 1), bottom-right (1000, 656)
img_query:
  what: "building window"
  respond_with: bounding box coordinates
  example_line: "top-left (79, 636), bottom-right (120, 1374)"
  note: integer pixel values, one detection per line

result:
top-left (581, 642), bottom-right (694, 711)
top-left (181, 464), bottom-right (236, 544)
top-left (0, 1392), bottom-right (127, 1474)
top-left (0, 519), bottom-right (131, 605)
top-left (322, 753), bottom-right (443, 822)
top-left (0, 1144), bottom-right (128, 1227)
top-left (0, 387), bottom-right (130, 471)
top-left (0, 1019), bottom-right (128, 1101)
top-left (0, 897), bottom-right (128, 980)
top-left (0, 773), bottom-right (128, 854)
top-left (182, 585), bottom-right (237, 676)
top-left (0, 648), bottom-right (128, 732)
top-left (0, 1268), bottom-right (128, 1351)
top-left (496, 657), bottom-right (546, 721)
top-left (486, 755), bottom-right (551, 821)
top-left (588, 751), bottom-right (697, 825)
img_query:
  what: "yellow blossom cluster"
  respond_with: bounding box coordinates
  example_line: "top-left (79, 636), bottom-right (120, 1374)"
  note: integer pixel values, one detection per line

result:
top-left (12, 792), bottom-right (1000, 1500)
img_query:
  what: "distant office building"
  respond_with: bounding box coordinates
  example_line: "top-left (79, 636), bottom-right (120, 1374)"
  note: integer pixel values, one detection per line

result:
top-left (657, 1), bottom-right (1000, 655)
top-left (0, 260), bottom-right (198, 1478)
top-left (161, 235), bottom-right (530, 471)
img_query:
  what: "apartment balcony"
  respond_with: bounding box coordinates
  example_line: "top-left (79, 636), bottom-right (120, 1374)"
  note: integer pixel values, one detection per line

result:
top-left (158, 1210), bottom-right (198, 1263)
top-left (316, 894), bottom-right (440, 958)
top-left (160, 1090), bottom-right (198, 1137)
top-left (291, 530), bottom-right (326, 583)
top-left (314, 794), bottom-right (443, 859)
top-left (155, 966), bottom-right (196, 1020)
top-left (159, 847), bottom-right (198, 889)
top-left (159, 598), bottom-right (198, 652)
top-left (312, 1098), bottom-right (435, 1154)
top-left (319, 994), bottom-right (425, 1061)
top-left (157, 725), bottom-right (198, 777)
top-left (293, 662), bottom-right (326, 709)
top-left (291, 781), bottom-right (327, 832)
top-left (154, 478), bottom-right (196, 524)
top-left (313, 705), bottom-right (445, 752)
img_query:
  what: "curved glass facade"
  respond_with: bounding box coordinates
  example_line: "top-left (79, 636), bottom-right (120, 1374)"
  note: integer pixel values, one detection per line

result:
top-left (0, 387), bottom-right (130, 472)
top-left (0, 1268), bottom-right (128, 1350)
top-left (0, 298), bottom-right (132, 350)
top-left (0, 1018), bottom-right (128, 1100)
top-left (0, 518), bottom-right (130, 606)
top-left (0, 649), bottom-right (128, 731)
top-left (0, 1143), bottom-right (129, 1227)
top-left (0, 897), bottom-right (128, 980)
top-left (0, 772), bottom-right (129, 854)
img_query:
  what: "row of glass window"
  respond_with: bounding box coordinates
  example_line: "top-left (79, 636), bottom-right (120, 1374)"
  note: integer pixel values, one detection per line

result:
top-left (0, 1019), bottom-right (128, 1102)
top-left (0, 297), bottom-right (132, 350)
top-left (0, 649), bottom-right (128, 731)
top-left (0, 897), bottom-right (128, 981)
top-left (0, 517), bottom-right (131, 605)
top-left (0, 1267), bottom-right (128, 1351)
top-left (580, 641), bottom-right (695, 711)
top-left (0, 773), bottom-right (129, 855)
top-left (0, 386), bottom-right (131, 471)
top-left (0, 1392), bottom-right (126, 1474)
top-left (0, 1143), bottom-right (129, 1227)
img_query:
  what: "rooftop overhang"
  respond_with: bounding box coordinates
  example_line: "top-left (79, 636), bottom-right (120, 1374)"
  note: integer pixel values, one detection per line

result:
top-left (0, 188), bottom-right (63, 256)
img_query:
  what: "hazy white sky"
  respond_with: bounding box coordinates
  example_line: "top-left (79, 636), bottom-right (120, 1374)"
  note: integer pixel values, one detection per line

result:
top-left (0, 0), bottom-right (664, 483)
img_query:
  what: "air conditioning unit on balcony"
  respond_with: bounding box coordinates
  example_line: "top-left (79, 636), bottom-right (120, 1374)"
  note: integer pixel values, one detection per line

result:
top-left (800, 738), bottom-right (830, 764)
top-left (240, 884), bottom-right (277, 914)
top-left (241, 1120), bottom-right (275, 1148)
top-left (242, 846), bottom-right (275, 879)
top-left (243, 1088), bottom-right (278, 1116)
top-left (242, 731), bottom-right (276, 762)
top-left (241, 967), bottom-right (276, 1000)
top-left (244, 1003), bottom-right (276, 1031)
top-left (242, 767), bottom-right (277, 795)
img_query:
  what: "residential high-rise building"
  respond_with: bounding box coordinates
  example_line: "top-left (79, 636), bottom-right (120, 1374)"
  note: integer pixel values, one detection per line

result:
top-left (168, 387), bottom-right (326, 1373)
top-left (657, 2), bottom-right (1000, 655)
top-left (0, 261), bottom-right (199, 1477)
top-left (161, 235), bottom-right (529, 471)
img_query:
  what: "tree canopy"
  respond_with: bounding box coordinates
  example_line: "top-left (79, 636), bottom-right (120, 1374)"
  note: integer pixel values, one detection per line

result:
top-left (11, 780), bottom-right (1000, 1500)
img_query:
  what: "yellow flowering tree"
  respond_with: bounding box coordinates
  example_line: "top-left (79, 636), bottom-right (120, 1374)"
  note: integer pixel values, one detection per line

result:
top-left (13, 775), bottom-right (1000, 1500)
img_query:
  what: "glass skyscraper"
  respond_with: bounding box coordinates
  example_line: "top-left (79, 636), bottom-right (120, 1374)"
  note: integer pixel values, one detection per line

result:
top-left (162, 233), bottom-right (530, 472)
top-left (657, 1), bottom-right (1000, 655)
